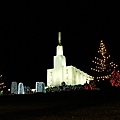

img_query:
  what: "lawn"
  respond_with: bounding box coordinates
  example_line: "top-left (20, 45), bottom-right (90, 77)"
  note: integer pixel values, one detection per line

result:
top-left (0, 90), bottom-right (120, 120)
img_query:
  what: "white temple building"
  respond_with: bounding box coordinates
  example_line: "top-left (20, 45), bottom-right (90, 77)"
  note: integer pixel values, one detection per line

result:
top-left (47, 32), bottom-right (93, 87)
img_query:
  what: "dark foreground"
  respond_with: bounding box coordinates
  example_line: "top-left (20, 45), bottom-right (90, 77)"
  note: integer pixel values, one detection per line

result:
top-left (0, 90), bottom-right (120, 120)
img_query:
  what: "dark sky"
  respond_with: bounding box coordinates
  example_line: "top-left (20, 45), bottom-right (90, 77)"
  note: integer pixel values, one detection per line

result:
top-left (2, 1), bottom-right (120, 88)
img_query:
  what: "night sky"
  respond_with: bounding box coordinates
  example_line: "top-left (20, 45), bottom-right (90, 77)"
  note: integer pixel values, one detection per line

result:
top-left (2, 1), bottom-right (120, 88)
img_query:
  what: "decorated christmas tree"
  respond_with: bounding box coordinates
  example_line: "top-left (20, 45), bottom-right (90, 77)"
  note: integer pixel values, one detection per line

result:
top-left (91, 40), bottom-right (118, 82)
top-left (0, 75), bottom-right (6, 95)
top-left (110, 69), bottom-right (120, 87)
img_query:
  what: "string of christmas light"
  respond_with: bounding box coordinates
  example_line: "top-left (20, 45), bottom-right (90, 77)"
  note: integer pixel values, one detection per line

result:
top-left (110, 69), bottom-right (120, 87)
top-left (0, 75), bottom-right (6, 94)
top-left (91, 40), bottom-right (118, 81)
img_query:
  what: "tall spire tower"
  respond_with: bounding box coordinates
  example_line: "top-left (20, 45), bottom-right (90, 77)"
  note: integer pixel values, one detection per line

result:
top-left (58, 32), bottom-right (61, 46)
top-left (52, 32), bottom-right (66, 86)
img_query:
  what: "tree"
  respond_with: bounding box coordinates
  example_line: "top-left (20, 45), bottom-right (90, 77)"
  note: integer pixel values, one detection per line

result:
top-left (89, 80), bottom-right (96, 90)
top-left (110, 69), bottom-right (120, 87)
top-left (83, 81), bottom-right (96, 90)
top-left (61, 81), bottom-right (66, 86)
top-left (84, 82), bottom-right (91, 90)
top-left (91, 40), bottom-right (118, 82)
top-left (0, 75), bottom-right (6, 95)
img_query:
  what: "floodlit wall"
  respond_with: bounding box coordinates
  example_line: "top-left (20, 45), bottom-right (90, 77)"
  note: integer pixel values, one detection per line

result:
top-left (65, 66), bottom-right (82, 85)
top-left (36, 82), bottom-right (45, 92)
top-left (11, 81), bottom-right (17, 94)
top-left (53, 56), bottom-right (63, 86)
top-left (47, 64), bottom-right (94, 87)
top-left (76, 69), bottom-right (81, 85)
top-left (65, 66), bottom-right (73, 85)
top-left (47, 65), bottom-right (94, 87)
top-left (56, 45), bottom-right (63, 56)
top-left (47, 69), bottom-right (54, 86)
top-left (18, 82), bottom-right (25, 94)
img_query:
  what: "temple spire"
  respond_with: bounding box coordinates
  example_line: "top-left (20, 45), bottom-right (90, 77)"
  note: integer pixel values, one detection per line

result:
top-left (58, 32), bottom-right (61, 45)
top-left (56, 32), bottom-right (63, 55)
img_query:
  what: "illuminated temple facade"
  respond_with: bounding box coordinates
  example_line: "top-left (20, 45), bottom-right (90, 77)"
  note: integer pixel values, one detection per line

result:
top-left (47, 32), bottom-right (93, 87)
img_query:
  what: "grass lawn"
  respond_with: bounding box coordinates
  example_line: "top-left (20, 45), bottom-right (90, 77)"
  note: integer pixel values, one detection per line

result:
top-left (0, 91), bottom-right (120, 120)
